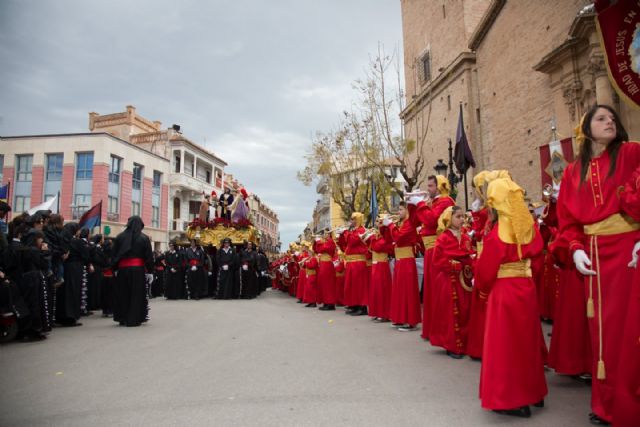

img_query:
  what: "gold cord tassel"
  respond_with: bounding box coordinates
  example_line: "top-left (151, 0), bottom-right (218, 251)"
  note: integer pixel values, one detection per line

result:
top-left (597, 360), bottom-right (606, 380)
top-left (587, 297), bottom-right (595, 318)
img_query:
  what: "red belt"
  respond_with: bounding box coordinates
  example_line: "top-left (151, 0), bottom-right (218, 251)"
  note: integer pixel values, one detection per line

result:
top-left (118, 258), bottom-right (145, 268)
top-left (189, 260), bottom-right (201, 266)
top-left (155, 266), bottom-right (165, 271)
top-left (103, 268), bottom-right (114, 277)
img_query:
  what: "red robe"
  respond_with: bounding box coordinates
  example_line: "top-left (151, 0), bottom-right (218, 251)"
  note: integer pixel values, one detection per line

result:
top-left (383, 206), bottom-right (421, 326)
top-left (337, 227), bottom-right (369, 307)
top-left (557, 142), bottom-right (640, 422)
top-left (476, 225), bottom-right (547, 410)
top-left (366, 234), bottom-right (393, 320)
top-left (415, 196), bottom-right (455, 339)
top-left (548, 236), bottom-right (592, 375)
top-left (303, 256), bottom-right (318, 304)
top-left (287, 256), bottom-right (300, 297)
top-left (334, 257), bottom-right (345, 306)
top-left (467, 209), bottom-right (490, 359)
top-left (429, 229), bottom-right (474, 354)
top-left (613, 163), bottom-right (640, 425)
top-left (313, 239), bottom-right (337, 305)
top-left (295, 252), bottom-right (308, 301)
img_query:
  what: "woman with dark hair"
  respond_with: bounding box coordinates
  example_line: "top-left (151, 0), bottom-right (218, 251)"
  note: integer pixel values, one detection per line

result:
top-left (56, 222), bottom-right (87, 326)
top-left (112, 216), bottom-right (153, 327)
top-left (557, 104), bottom-right (640, 425)
top-left (101, 237), bottom-right (115, 317)
top-left (164, 241), bottom-right (184, 300)
top-left (87, 234), bottom-right (106, 311)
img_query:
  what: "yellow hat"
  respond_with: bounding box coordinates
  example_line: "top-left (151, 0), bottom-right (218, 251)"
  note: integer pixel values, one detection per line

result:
top-left (351, 212), bottom-right (364, 227)
top-left (473, 170), bottom-right (511, 200)
top-left (435, 175), bottom-right (451, 197)
top-left (486, 177), bottom-right (534, 258)
top-left (437, 206), bottom-right (455, 234)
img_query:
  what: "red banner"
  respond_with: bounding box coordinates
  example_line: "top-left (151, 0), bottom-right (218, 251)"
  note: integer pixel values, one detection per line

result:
top-left (539, 138), bottom-right (574, 188)
top-left (595, 0), bottom-right (640, 108)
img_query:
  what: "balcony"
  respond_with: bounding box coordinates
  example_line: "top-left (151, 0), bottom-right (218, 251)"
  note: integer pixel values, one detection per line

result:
top-left (316, 178), bottom-right (328, 194)
top-left (169, 172), bottom-right (216, 194)
top-left (171, 219), bottom-right (189, 232)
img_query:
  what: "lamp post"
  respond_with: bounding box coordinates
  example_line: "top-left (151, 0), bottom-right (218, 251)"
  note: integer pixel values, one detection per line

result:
top-left (434, 159), bottom-right (447, 176)
top-left (447, 139), bottom-right (460, 199)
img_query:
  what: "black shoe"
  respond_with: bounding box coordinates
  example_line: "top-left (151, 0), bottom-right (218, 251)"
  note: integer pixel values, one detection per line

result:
top-left (305, 303), bottom-right (317, 308)
top-left (349, 308), bottom-right (367, 316)
top-left (297, 299), bottom-right (303, 304)
top-left (446, 351), bottom-right (464, 359)
top-left (470, 356), bottom-right (482, 361)
top-left (493, 406), bottom-right (531, 418)
top-left (23, 332), bottom-right (47, 342)
top-left (533, 400), bottom-right (544, 408)
top-left (319, 305), bottom-right (335, 311)
top-left (589, 413), bottom-right (610, 425)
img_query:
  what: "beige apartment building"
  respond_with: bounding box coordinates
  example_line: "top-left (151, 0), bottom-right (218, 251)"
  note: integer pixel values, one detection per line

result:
top-left (400, 0), bottom-right (640, 200)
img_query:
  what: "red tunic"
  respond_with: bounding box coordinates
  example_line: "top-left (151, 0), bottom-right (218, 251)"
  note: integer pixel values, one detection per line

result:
top-left (366, 234), bottom-right (393, 320)
top-left (429, 229), bottom-right (474, 354)
top-left (466, 215), bottom-right (492, 359)
top-left (337, 227), bottom-right (369, 307)
top-left (548, 235), bottom-right (592, 375)
top-left (334, 257), bottom-right (345, 306)
top-left (476, 225), bottom-right (547, 410)
top-left (314, 238), bottom-right (337, 305)
top-left (303, 256), bottom-right (318, 304)
top-left (557, 142), bottom-right (640, 422)
top-left (295, 252), bottom-right (308, 301)
top-left (383, 205), bottom-right (421, 326)
top-left (287, 256), bottom-right (300, 297)
top-left (415, 196), bottom-right (456, 338)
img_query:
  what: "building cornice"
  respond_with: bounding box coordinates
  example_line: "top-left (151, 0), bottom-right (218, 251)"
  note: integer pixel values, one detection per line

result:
top-left (468, 0), bottom-right (506, 51)
top-left (169, 138), bottom-right (228, 166)
top-left (400, 51), bottom-right (476, 121)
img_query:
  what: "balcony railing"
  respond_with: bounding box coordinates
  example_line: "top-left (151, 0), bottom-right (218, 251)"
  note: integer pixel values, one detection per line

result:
top-left (171, 219), bottom-right (189, 232)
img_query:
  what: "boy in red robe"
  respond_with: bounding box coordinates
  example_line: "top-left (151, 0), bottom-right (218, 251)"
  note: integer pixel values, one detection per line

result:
top-left (313, 231), bottom-right (337, 311)
top-left (364, 222), bottom-right (393, 322)
top-left (336, 212), bottom-right (369, 316)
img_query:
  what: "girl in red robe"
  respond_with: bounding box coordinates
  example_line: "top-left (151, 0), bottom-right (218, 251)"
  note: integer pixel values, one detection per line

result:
top-left (365, 224), bottom-right (393, 322)
top-left (302, 253), bottom-right (318, 307)
top-left (334, 253), bottom-right (345, 306)
top-left (430, 206), bottom-right (474, 358)
top-left (313, 234), bottom-right (337, 311)
top-left (336, 212), bottom-right (369, 316)
top-left (382, 202), bottom-right (421, 331)
top-left (476, 177), bottom-right (547, 418)
top-left (557, 105), bottom-right (640, 425)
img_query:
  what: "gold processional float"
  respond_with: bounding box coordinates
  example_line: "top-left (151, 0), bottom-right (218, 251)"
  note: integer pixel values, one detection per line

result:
top-left (183, 220), bottom-right (260, 247)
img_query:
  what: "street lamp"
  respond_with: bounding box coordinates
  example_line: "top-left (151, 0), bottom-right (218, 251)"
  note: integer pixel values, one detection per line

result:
top-left (434, 159), bottom-right (447, 176)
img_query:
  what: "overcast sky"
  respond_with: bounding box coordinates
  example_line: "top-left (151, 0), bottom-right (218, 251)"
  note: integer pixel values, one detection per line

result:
top-left (0, 0), bottom-right (403, 246)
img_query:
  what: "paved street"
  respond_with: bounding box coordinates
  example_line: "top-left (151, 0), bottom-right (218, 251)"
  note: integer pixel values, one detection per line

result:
top-left (1, 290), bottom-right (591, 427)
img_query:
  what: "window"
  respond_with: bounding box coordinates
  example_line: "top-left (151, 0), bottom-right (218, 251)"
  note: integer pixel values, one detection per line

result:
top-left (419, 51), bottom-right (431, 83)
top-left (108, 195), bottom-right (119, 215)
top-left (109, 156), bottom-right (121, 184)
top-left (132, 163), bottom-right (143, 190)
top-left (174, 154), bottom-right (181, 173)
top-left (46, 154), bottom-right (63, 181)
top-left (16, 155), bottom-right (33, 181)
top-left (73, 194), bottom-right (92, 219)
top-left (76, 153), bottom-right (94, 179)
top-left (14, 195), bottom-right (30, 212)
top-left (206, 170), bottom-right (211, 183)
top-left (153, 171), bottom-right (162, 189)
top-left (152, 206), bottom-right (160, 228)
top-left (131, 201), bottom-right (140, 216)
top-left (189, 200), bottom-right (200, 221)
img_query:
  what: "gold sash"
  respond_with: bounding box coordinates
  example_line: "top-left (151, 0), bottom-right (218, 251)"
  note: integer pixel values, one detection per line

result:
top-left (497, 259), bottom-right (532, 278)
top-left (372, 252), bottom-right (389, 262)
top-left (305, 269), bottom-right (316, 275)
top-left (422, 235), bottom-right (437, 250)
top-left (584, 213), bottom-right (640, 236)
top-left (395, 246), bottom-right (414, 259)
top-left (318, 254), bottom-right (333, 262)
top-left (336, 272), bottom-right (345, 277)
top-left (345, 254), bottom-right (366, 263)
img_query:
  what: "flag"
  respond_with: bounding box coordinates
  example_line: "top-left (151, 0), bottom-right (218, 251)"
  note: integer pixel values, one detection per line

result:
top-left (0, 183), bottom-right (9, 203)
top-left (539, 138), bottom-right (574, 188)
top-left (79, 200), bottom-right (102, 230)
top-left (27, 194), bottom-right (59, 215)
top-left (370, 180), bottom-right (378, 223)
top-left (454, 104), bottom-right (476, 174)
top-left (595, 0), bottom-right (640, 108)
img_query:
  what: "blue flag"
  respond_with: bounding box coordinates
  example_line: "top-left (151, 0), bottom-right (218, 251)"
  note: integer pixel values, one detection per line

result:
top-left (0, 183), bottom-right (8, 203)
top-left (79, 200), bottom-right (102, 230)
top-left (370, 181), bottom-right (378, 224)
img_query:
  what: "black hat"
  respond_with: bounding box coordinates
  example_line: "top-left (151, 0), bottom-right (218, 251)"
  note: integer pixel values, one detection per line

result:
top-left (222, 237), bottom-right (232, 244)
top-left (0, 201), bottom-right (11, 212)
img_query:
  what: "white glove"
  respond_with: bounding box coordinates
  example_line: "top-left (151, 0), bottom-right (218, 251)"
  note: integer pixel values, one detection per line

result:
top-left (207, 272), bottom-right (212, 276)
top-left (242, 265), bottom-right (249, 271)
top-left (573, 249), bottom-right (596, 275)
top-left (408, 196), bottom-right (423, 205)
top-left (471, 198), bottom-right (482, 212)
top-left (222, 265), bottom-right (229, 271)
top-left (628, 241), bottom-right (640, 268)
top-left (191, 266), bottom-right (197, 271)
top-left (145, 273), bottom-right (154, 284)
top-left (170, 267), bottom-right (176, 273)
top-left (382, 218), bottom-right (392, 226)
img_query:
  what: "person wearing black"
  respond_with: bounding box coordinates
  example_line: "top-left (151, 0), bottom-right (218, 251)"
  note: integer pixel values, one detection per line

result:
top-left (78, 228), bottom-right (93, 316)
top-left (216, 238), bottom-right (238, 299)
top-left (239, 241), bottom-right (258, 299)
top-left (112, 216), bottom-right (153, 327)
top-left (44, 214), bottom-right (68, 289)
top-left (185, 240), bottom-right (207, 300)
top-left (100, 238), bottom-right (115, 317)
top-left (20, 229), bottom-right (51, 338)
top-left (151, 249), bottom-right (165, 298)
top-left (164, 241), bottom-right (184, 300)
top-left (256, 248), bottom-right (269, 294)
top-left (56, 222), bottom-right (87, 326)
top-left (87, 234), bottom-right (107, 311)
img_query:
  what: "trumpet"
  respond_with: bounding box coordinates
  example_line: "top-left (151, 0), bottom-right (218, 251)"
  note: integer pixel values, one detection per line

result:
top-left (360, 228), bottom-right (379, 242)
top-left (542, 184), bottom-right (553, 198)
